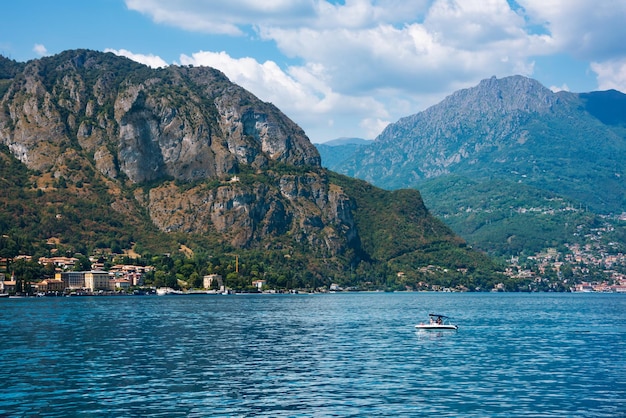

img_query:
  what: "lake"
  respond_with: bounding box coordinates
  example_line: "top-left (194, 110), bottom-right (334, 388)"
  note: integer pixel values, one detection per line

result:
top-left (1, 292), bottom-right (625, 417)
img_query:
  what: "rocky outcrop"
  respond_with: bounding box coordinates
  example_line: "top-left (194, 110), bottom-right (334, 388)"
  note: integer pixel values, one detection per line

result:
top-left (0, 50), bottom-right (320, 183)
top-left (0, 50), bottom-right (356, 256)
top-left (137, 171), bottom-right (356, 251)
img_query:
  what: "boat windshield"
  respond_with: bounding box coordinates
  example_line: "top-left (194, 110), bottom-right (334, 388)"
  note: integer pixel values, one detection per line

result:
top-left (429, 314), bottom-right (449, 324)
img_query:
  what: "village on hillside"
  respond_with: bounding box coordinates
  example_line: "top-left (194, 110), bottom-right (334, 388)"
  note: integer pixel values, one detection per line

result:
top-left (501, 238), bottom-right (626, 293)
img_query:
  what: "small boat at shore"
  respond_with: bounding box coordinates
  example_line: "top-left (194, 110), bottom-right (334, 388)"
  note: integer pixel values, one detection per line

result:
top-left (415, 313), bottom-right (458, 330)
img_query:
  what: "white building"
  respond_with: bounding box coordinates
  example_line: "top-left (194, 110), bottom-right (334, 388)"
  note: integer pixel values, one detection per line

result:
top-left (84, 271), bottom-right (111, 291)
top-left (203, 274), bottom-right (223, 291)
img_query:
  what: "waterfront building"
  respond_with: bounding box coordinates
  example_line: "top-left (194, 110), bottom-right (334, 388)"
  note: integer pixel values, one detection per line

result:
top-left (1, 280), bottom-right (16, 294)
top-left (56, 271), bottom-right (86, 289)
top-left (35, 279), bottom-right (65, 292)
top-left (56, 270), bottom-right (112, 291)
top-left (252, 279), bottom-right (266, 290)
top-left (84, 271), bottom-right (111, 291)
top-left (111, 278), bottom-right (131, 290)
top-left (203, 274), bottom-right (223, 290)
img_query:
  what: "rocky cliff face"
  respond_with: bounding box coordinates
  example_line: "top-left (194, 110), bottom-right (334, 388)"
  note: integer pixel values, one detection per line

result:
top-left (0, 50), bottom-right (356, 253)
top-left (135, 170), bottom-right (356, 252)
top-left (0, 50), bottom-right (319, 182)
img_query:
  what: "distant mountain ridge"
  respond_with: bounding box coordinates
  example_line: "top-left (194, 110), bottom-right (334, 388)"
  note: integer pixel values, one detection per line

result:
top-left (579, 89), bottom-right (626, 126)
top-left (320, 75), bottom-right (626, 214)
top-left (317, 137), bottom-right (372, 146)
top-left (317, 76), bottom-right (626, 257)
top-left (316, 137), bottom-right (372, 170)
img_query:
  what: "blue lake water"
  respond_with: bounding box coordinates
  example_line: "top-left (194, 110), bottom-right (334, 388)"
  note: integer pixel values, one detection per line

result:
top-left (1, 292), bottom-right (625, 417)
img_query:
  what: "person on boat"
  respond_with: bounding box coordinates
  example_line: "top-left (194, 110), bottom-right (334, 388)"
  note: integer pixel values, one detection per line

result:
top-left (436, 317), bottom-right (442, 324)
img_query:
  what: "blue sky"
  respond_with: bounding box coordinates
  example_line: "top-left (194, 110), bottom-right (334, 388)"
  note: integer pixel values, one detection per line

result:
top-left (2, 0), bottom-right (625, 143)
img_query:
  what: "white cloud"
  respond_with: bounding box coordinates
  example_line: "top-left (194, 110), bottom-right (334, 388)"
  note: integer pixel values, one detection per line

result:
top-left (123, 0), bottom-right (626, 141)
top-left (125, 0), bottom-right (316, 35)
top-left (312, 0), bottom-right (431, 29)
top-left (261, 18), bottom-right (538, 99)
top-left (33, 44), bottom-right (47, 56)
top-left (126, 0), bottom-right (548, 97)
top-left (179, 51), bottom-right (319, 111)
top-left (516, 0), bottom-right (626, 60)
top-left (178, 50), bottom-right (390, 142)
top-left (105, 48), bottom-right (168, 68)
top-left (360, 117), bottom-right (390, 140)
top-left (424, 0), bottom-right (528, 47)
top-left (549, 83), bottom-right (569, 93)
top-left (591, 59), bottom-right (626, 92)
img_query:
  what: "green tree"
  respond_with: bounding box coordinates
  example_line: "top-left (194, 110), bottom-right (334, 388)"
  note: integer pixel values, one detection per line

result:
top-left (11, 259), bottom-right (43, 294)
top-left (43, 262), bottom-right (56, 278)
top-left (189, 272), bottom-right (201, 288)
top-left (74, 256), bottom-right (91, 272)
top-left (152, 270), bottom-right (167, 288)
top-left (164, 273), bottom-right (178, 289)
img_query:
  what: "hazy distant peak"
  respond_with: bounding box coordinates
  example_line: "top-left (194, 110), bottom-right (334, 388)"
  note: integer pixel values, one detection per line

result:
top-left (319, 137), bottom-right (372, 146)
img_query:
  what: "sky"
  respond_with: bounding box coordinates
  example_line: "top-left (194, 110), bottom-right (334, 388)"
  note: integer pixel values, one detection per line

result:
top-left (1, 0), bottom-right (625, 143)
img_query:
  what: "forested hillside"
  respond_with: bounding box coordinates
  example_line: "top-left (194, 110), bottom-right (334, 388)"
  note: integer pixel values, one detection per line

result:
top-left (317, 76), bottom-right (626, 259)
top-left (0, 50), bottom-right (505, 291)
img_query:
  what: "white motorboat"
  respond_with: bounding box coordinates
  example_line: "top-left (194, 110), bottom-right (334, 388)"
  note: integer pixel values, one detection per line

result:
top-left (415, 314), bottom-right (458, 330)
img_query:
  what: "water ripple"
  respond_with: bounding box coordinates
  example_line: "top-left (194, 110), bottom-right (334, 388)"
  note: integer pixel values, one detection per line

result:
top-left (0, 293), bottom-right (625, 417)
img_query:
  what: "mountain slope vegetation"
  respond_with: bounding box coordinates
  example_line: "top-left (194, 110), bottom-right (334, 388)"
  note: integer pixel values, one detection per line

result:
top-left (0, 50), bottom-right (503, 290)
top-left (324, 76), bottom-right (626, 214)
top-left (318, 76), bottom-right (626, 259)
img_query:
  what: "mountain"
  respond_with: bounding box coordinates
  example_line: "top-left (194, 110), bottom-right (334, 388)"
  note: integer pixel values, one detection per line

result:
top-left (330, 75), bottom-right (626, 212)
top-left (315, 137), bottom-right (372, 170)
top-left (0, 49), bottom-right (501, 290)
top-left (317, 137), bottom-right (372, 146)
top-left (318, 75), bottom-right (626, 257)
